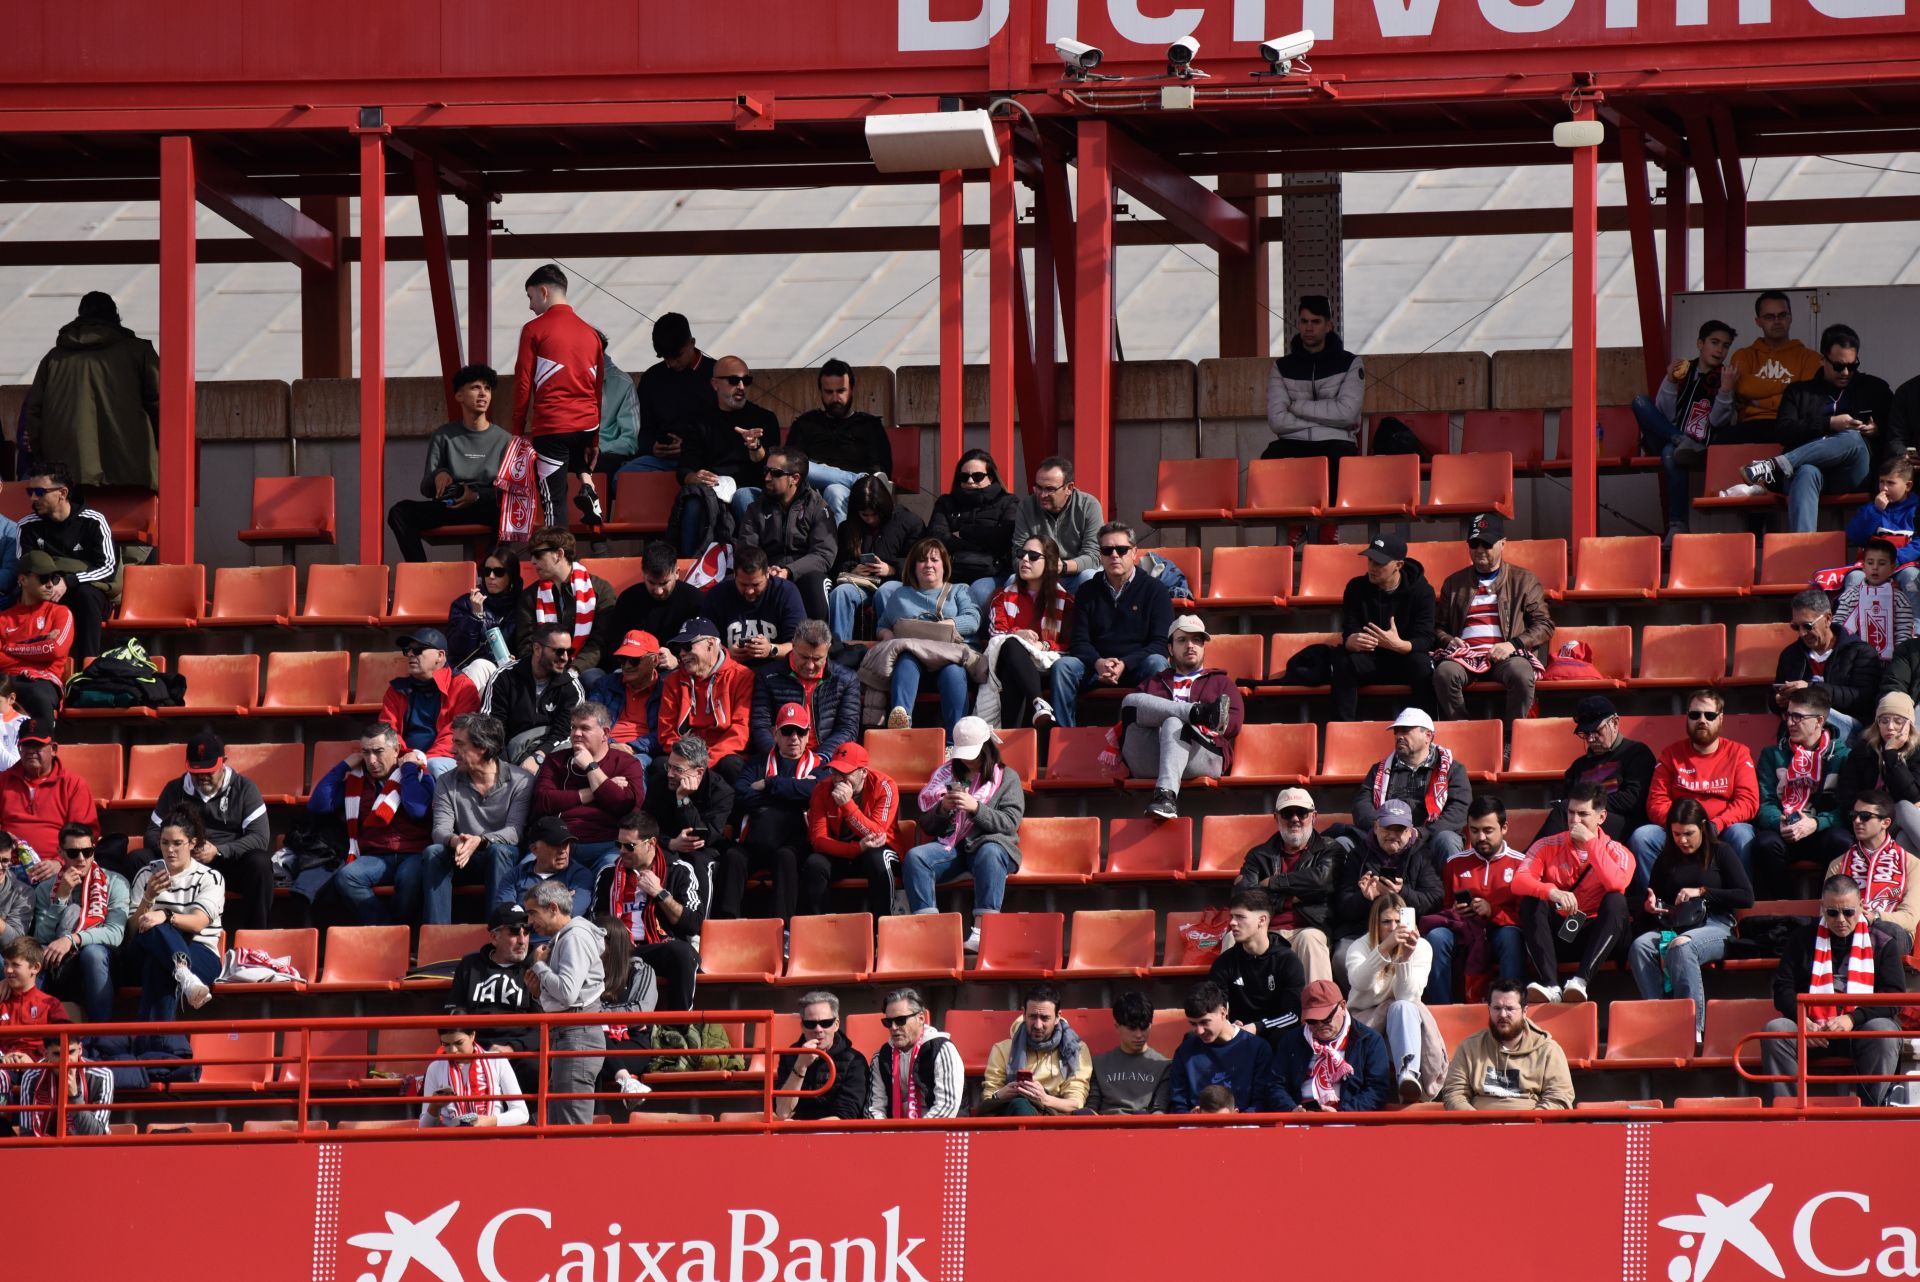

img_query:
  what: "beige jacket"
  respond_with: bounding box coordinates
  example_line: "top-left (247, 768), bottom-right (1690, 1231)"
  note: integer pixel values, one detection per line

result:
top-left (981, 1019), bottom-right (1094, 1113)
top-left (1440, 1019), bottom-right (1574, 1111)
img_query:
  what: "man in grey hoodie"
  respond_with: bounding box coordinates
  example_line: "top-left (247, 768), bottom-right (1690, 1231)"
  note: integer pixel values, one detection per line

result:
top-left (1012, 456), bottom-right (1104, 591)
top-left (525, 879), bottom-right (607, 1125)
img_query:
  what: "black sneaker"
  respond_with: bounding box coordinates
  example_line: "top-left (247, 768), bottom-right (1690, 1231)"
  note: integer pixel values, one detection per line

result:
top-left (574, 478), bottom-right (605, 528)
top-left (1145, 789), bottom-right (1179, 821)
top-left (1191, 692), bottom-right (1231, 731)
top-left (1741, 456), bottom-right (1785, 492)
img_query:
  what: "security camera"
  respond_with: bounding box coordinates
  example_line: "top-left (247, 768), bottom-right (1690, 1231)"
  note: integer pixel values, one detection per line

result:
top-left (1055, 38), bottom-right (1103, 75)
top-left (1167, 35), bottom-right (1201, 70)
top-left (1259, 29), bottom-right (1315, 73)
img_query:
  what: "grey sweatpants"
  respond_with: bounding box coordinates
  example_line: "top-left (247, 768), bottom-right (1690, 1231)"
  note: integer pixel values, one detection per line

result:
top-left (1120, 693), bottom-right (1224, 795)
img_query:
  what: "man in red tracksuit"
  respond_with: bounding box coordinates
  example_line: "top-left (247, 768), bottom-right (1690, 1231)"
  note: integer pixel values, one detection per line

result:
top-left (513, 263), bottom-right (605, 529)
top-left (1629, 687), bottom-right (1760, 899)
top-left (0, 550), bottom-right (75, 726)
top-left (1513, 782), bottom-right (1632, 1005)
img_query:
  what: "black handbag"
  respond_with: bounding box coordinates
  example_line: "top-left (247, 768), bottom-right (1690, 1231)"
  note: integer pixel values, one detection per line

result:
top-left (1665, 895), bottom-right (1710, 933)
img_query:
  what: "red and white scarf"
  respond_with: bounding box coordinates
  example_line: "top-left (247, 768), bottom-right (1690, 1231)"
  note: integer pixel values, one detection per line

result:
top-left (1304, 1012), bottom-right (1354, 1108)
top-left (496, 434), bottom-right (540, 544)
top-left (1777, 731), bottom-right (1832, 818)
top-left (59, 863), bottom-right (111, 936)
top-left (1842, 581), bottom-right (1900, 658)
top-left (342, 768), bottom-right (404, 860)
top-left (535, 562), bottom-right (596, 644)
top-left (1809, 918), bottom-right (1879, 1023)
top-left (442, 1052), bottom-right (499, 1117)
top-left (1372, 745), bottom-right (1454, 821)
top-left (890, 1038), bottom-right (925, 1119)
top-left (610, 853), bottom-right (669, 946)
top-left (1841, 837), bottom-right (1909, 915)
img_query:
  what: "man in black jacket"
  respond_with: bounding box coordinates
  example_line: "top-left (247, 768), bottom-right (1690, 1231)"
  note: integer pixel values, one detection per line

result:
top-left (607, 542), bottom-right (704, 654)
top-left (681, 355), bottom-right (780, 523)
top-left (1208, 888), bottom-right (1307, 1050)
top-left (1776, 587), bottom-right (1881, 739)
top-left (1333, 800), bottom-right (1444, 945)
top-left (591, 810), bottom-right (710, 1011)
top-left (1352, 707), bottom-right (1472, 861)
top-left (1745, 323), bottom-right (1895, 533)
top-left (623, 312), bottom-right (714, 476)
top-left (449, 902), bottom-right (537, 1054)
top-left (482, 622), bottom-right (586, 770)
top-left (1053, 522), bottom-right (1173, 727)
top-left (774, 989), bottom-right (870, 1120)
top-left (143, 730), bottom-right (274, 933)
top-left (16, 463), bottom-right (117, 660)
top-left (749, 621), bottom-right (861, 759)
top-left (1761, 873), bottom-right (1906, 1105)
top-left (641, 736), bottom-right (736, 877)
top-left (1234, 787), bottom-right (1345, 982)
top-left (738, 446), bottom-right (837, 622)
top-left (1537, 696), bottom-right (1657, 841)
top-left (1332, 536), bottom-right (1436, 721)
top-left (783, 359), bottom-right (892, 525)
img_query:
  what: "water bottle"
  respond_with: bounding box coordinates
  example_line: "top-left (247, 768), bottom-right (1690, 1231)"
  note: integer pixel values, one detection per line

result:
top-left (484, 626), bottom-right (511, 666)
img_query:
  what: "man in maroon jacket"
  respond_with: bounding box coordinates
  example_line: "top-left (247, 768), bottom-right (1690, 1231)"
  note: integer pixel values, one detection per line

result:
top-left (1119, 614), bottom-right (1244, 822)
top-left (513, 263), bottom-right (605, 529)
top-left (532, 701), bottom-right (648, 875)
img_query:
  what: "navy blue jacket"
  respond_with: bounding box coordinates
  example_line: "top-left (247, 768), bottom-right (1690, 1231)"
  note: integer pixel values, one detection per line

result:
top-left (1267, 1018), bottom-right (1393, 1113)
top-left (1167, 1028), bottom-right (1282, 1113)
top-left (748, 658), bottom-right (862, 759)
top-left (1069, 568), bottom-right (1174, 679)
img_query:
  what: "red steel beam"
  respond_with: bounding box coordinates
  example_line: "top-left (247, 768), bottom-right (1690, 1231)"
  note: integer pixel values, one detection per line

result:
top-left (1664, 162), bottom-right (1691, 313)
top-left (1686, 113), bottom-right (1728, 289)
top-left (1028, 161), bottom-right (1060, 465)
top-left (157, 136), bottom-right (197, 567)
top-left (1711, 108), bottom-right (1748, 290)
top-left (1570, 101), bottom-right (1600, 562)
top-left (1216, 172), bottom-right (1271, 359)
top-left (1039, 146), bottom-right (1077, 355)
top-left (467, 197), bottom-right (492, 369)
top-left (358, 132), bottom-right (388, 565)
top-left (989, 123), bottom-right (1019, 483)
top-left (938, 172), bottom-right (965, 485)
top-left (1074, 121), bottom-right (1115, 510)
top-left (1104, 128), bottom-right (1254, 258)
top-left (299, 196), bottom-right (351, 378)
top-left (192, 154), bottom-right (335, 273)
top-left (1617, 127), bottom-right (1669, 396)
top-left (413, 151), bottom-right (464, 418)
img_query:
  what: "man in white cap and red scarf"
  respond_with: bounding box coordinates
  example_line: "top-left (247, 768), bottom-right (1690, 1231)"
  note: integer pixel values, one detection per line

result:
top-left (1352, 707), bottom-right (1471, 862)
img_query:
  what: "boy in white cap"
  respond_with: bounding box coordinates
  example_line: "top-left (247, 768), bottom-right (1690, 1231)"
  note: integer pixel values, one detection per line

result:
top-left (1112, 614), bottom-right (1245, 820)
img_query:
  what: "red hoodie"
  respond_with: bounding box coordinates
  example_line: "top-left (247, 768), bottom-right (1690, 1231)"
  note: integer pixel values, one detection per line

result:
top-left (380, 667), bottom-right (481, 760)
top-left (0, 759), bottom-right (99, 858)
top-left (1646, 736), bottom-right (1760, 829)
top-left (808, 768), bottom-right (901, 858)
top-left (1513, 831), bottom-right (1634, 912)
top-left (511, 303), bottom-right (604, 438)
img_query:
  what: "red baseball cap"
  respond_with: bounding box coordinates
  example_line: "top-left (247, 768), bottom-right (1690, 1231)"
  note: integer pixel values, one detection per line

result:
top-left (614, 630), bottom-right (661, 659)
top-left (775, 702), bottom-right (811, 730)
top-left (828, 742), bottom-right (869, 773)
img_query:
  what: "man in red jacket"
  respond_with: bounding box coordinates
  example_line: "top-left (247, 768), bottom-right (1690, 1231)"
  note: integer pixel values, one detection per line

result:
top-left (380, 627), bottom-right (480, 778)
top-left (1629, 687), bottom-right (1760, 896)
top-left (0, 550), bottom-right (75, 726)
top-left (1513, 784), bottom-right (1632, 1004)
top-left (655, 618), bottom-right (753, 789)
top-left (513, 264), bottom-right (605, 530)
top-left (0, 720), bottom-right (122, 877)
top-left (806, 742), bottom-right (902, 920)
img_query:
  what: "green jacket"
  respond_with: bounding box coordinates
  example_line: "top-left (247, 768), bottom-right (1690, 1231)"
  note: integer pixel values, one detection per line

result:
top-left (598, 352), bottom-right (640, 459)
top-left (1755, 737), bottom-right (1851, 832)
top-left (23, 320), bottom-right (161, 489)
top-left (31, 867), bottom-right (130, 951)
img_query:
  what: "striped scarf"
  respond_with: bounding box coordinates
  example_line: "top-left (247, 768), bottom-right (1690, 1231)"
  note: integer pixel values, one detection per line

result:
top-left (1304, 1011), bottom-right (1354, 1108)
top-left (1841, 838), bottom-right (1909, 915)
top-left (1372, 745), bottom-right (1454, 821)
top-left (60, 862), bottom-right (111, 935)
top-left (535, 562), bottom-right (596, 643)
top-left (442, 1052), bottom-right (499, 1117)
top-left (1809, 918), bottom-right (1879, 1023)
top-left (890, 1038), bottom-right (925, 1119)
top-left (496, 434), bottom-right (540, 544)
top-left (342, 768), bottom-right (403, 861)
top-left (1778, 731), bottom-right (1832, 818)
top-left (611, 853), bottom-right (668, 945)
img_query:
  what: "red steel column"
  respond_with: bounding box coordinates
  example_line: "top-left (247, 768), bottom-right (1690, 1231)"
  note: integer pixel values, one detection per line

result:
top-left (1570, 102), bottom-right (1600, 559)
top-left (359, 132), bottom-right (387, 564)
top-left (158, 136), bottom-right (198, 566)
top-left (1663, 162), bottom-right (1690, 310)
top-left (1216, 173), bottom-right (1271, 358)
top-left (1073, 121), bottom-right (1114, 510)
top-left (299, 197), bottom-right (351, 378)
top-left (467, 196), bottom-right (492, 368)
top-left (938, 171), bottom-right (965, 484)
top-left (988, 123), bottom-right (1018, 482)
top-left (413, 153), bottom-right (463, 418)
top-left (1618, 128), bottom-right (1668, 395)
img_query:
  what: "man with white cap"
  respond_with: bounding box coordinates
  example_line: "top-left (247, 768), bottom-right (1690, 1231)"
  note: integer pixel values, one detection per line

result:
top-left (1116, 614), bottom-right (1244, 821)
top-left (1353, 707), bottom-right (1471, 862)
top-left (1431, 513), bottom-right (1553, 721)
top-left (1234, 787), bottom-right (1345, 982)
top-left (904, 716), bottom-right (1024, 952)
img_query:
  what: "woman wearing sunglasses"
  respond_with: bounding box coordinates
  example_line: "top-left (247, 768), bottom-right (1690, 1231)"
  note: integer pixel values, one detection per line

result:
top-left (979, 536), bottom-right (1074, 730)
top-left (1625, 797), bottom-right (1753, 1045)
top-left (446, 546), bottom-right (524, 692)
top-left (1837, 691), bottom-right (1920, 853)
top-left (925, 450), bottom-right (1018, 635)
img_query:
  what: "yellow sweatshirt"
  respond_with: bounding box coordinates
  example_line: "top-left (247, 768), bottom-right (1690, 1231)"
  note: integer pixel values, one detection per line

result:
top-left (1729, 338), bottom-right (1821, 422)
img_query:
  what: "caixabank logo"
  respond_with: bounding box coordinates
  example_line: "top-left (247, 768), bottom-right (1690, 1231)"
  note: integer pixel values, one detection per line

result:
top-left (340, 1199), bottom-right (937, 1282)
top-left (1655, 1183), bottom-right (1920, 1281)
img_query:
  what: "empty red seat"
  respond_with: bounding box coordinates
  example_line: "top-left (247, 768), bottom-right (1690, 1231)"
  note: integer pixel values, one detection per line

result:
top-left (590, 556), bottom-right (647, 598)
top-left (1436, 718), bottom-right (1503, 781)
top-left (92, 491), bottom-right (158, 545)
top-left (308, 740), bottom-right (360, 791)
top-left (1405, 540), bottom-right (1470, 587)
top-left (1099, 817), bottom-right (1192, 882)
top-left (167, 653), bottom-right (261, 717)
top-left (972, 911), bottom-right (1063, 978)
top-left (1692, 444), bottom-right (1777, 512)
top-left (1505, 538), bottom-right (1569, 597)
top-left (604, 471), bottom-right (679, 536)
top-left (1420, 450), bottom-right (1514, 517)
top-left (238, 475), bottom-right (337, 546)
top-left (1431, 1004), bottom-right (1490, 1057)
top-left (1502, 717), bottom-right (1579, 781)
top-left (385, 561), bottom-right (474, 624)
top-left (300, 563), bottom-right (388, 626)
top-left (1461, 410), bottom-right (1547, 472)
top-left (998, 727), bottom-right (1038, 782)
top-left (1564, 536), bottom-right (1661, 602)
top-left (1204, 545), bottom-right (1293, 608)
top-left (1729, 622), bottom-right (1798, 686)
top-left (1196, 813), bottom-right (1275, 879)
top-left (1205, 632), bottom-right (1266, 687)
top-left (224, 742), bottom-right (304, 803)
top-left (123, 743), bottom-right (187, 807)
top-left (60, 742), bottom-right (123, 801)
top-left (1038, 727), bottom-right (1123, 791)
top-left (1235, 457), bottom-right (1326, 520)
top-left (350, 650), bottom-right (408, 713)
top-left (1547, 404), bottom-right (1641, 469)
top-left (1664, 532), bottom-right (1755, 598)
top-left (279, 1029), bottom-right (369, 1084)
top-left (415, 923), bottom-right (490, 968)
top-left (1225, 722), bottom-right (1316, 785)
top-left (1700, 998), bottom-right (1774, 1068)
top-left (1009, 817), bottom-right (1098, 884)
top-left (699, 918), bottom-right (785, 983)
top-left (1062, 909), bottom-right (1155, 978)
top-left (190, 1029), bottom-right (279, 1088)
top-left (863, 728), bottom-right (946, 793)
top-left (782, 912), bottom-right (874, 984)
top-left (1143, 457), bottom-right (1238, 524)
top-left (111, 563), bottom-right (204, 630)
top-left (872, 912), bottom-right (964, 981)
top-left (207, 565), bottom-right (296, 627)
top-left (1601, 998), bottom-right (1696, 1069)
top-left (1757, 530), bottom-right (1845, 594)
top-left (1636, 623), bottom-right (1727, 688)
top-left (942, 1010), bottom-right (1014, 1076)
top-left (1315, 721), bottom-right (1394, 785)
top-left (1529, 1001), bottom-right (1599, 1067)
top-left (259, 650), bottom-right (351, 716)
top-left (316, 925), bottom-right (411, 991)
top-left (1290, 545), bottom-right (1362, 607)
top-left (1332, 454), bottom-right (1419, 518)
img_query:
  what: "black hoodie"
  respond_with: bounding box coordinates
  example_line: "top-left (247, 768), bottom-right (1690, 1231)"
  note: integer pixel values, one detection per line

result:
top-left (777, 1030), bottom-right (871, 1120)
top-left (1340, 557), bottom-right (1437, 654)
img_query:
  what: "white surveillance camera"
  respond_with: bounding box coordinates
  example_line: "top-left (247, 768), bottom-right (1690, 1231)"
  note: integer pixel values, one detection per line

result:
top-left (1054, 38), bottom-right (1103, 73)
top-left (1260, 30), bottom-right (1315, 66)
top-left (1167, 35), bottom-right (1200, 67)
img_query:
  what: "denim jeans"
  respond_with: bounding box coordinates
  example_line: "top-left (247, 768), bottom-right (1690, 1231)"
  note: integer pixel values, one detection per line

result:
top-left (904, 839), bottom-right (1018, 915)
top-left (41, 941), bottom-right (115, 1024)
top-left (1423, 923), bottom-right (1524, 1004)
top-left (890, 657), bottom-right (972, 737)
top-left (1119, 692), bottom-right (1224, 794)
top-left (1782, 431), bottom-right (1871, 533)
top-left (426, 838), bottom-right (521, 921)
top-left (123, 923), bottom-right (220, 1054)
top-left (829, 581), bottom-right (873, 644)
top-left (731, 486), bottom-right (761, 521)
top-left (1380, 999), bottom-right (1424, 1079)
top-left (426, 755), bottom-right (457, 778)
top-left (616, 454), bottom-right (679, 475)
top-left (1632, 394), bottom-right (1695, 528)
top-left (807, 464), bottom-right (865, 525)
top-left (1049, 653), bottom-right (1171, 728)
top-left (1062, 566), bottom-right (1098, 593)
top-left (575, 840), bottom-right (620, 876)
top-left (329, 849), bottom-right (435, 926)
top-left (1627, 916), bottom-right (1735, 1036)
top-left (1629, 822), bottom-right (1755, 900)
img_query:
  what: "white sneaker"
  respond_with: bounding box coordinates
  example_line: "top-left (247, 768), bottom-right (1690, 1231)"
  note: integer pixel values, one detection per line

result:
top-left (964, 927), bottom-right (982, 954)
top-left (1526, 981), bottom-right (1561, 1005)
top-left (615, 1070), bottom-right (652, 1097)
top-left (173, 954), bottom-right (212, 1009)
top-left (1562, 976), bottom-right (1588, 1004)
top-left (887, 706), bottom-right (912, 730)
top-left (887, 853), bottom-right (909, 918)
top-left (1716, 482), bottom-right (1767, 499)
top-left (1397, 1062), bottom-right (1424, 1105)
top-left (1031, 699), bottom-right (1056, 733)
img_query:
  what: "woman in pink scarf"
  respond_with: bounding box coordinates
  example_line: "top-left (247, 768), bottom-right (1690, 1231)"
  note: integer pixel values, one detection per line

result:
top-left (901, 717), bottom-right (1024, 953)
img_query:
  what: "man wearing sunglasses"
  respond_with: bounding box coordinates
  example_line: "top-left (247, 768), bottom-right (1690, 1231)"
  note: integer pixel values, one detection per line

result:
top-left (1233, 788), bottom-right (1342, 983)
top-left (1761, 872), bottom-right (1906, 1106)
top-left (1823, 790), bottom-right (1920, 959)
top-left (1536, 695), bottom-right (1655, 843)
top-left (450, 902), bottom-right (538, 1056)
top-left (1751, 686), bottom-right (1853, 900)
top-left (1746, 323), bottom-right (1895, 533)
top-left (774, 990), bottom-right (869, 1121)
top-left (28, 821), bottom-right (127, 1029)
top-left (1773, 587), bottom-right (1880, 739)
top-left (480, 621), bottom-right (586, 772)
top-left (864, 988), bottom-right (964, 1119)
top-left (738, 446), bottom-right (836, 623)
top-left (1630, 689), bottom-right (1759, 897)
top-left (1051, 522), bottom-right (1172, 727)
top-left (381, 627), bottom-right (480, 779)
top-left (680, 355), bottom-right (779, 526)
top-left (15, 464), bottom-right (115, 661)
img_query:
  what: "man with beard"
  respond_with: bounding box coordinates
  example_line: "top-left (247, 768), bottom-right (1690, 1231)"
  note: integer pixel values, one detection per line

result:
top-left (1011, 456), bottom-right (1104, 592)
top-left (782, 359), bottom-right (892, 525)
top-left (1630, 688), bottom-right (1760, 894)
top-left (449, 902), bottom-right (538, 1055)
top-left (1439, 978), bottom-right (1574, 1110)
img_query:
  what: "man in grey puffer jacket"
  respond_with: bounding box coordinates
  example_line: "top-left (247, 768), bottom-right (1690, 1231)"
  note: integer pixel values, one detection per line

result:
top-left (526, 879), bottom-right (608, 1125)
top-left (1264, 295), bottom-right (1366, 498)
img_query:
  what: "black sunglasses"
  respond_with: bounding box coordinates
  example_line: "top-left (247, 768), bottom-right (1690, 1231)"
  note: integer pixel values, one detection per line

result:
top-left (1099, 545), bottom-right (1134, 557)
top-left (402, 646), bottom-right (427, 658)
top-left (1687, 710), bottom-right (1721, 722)
top-left (1278, 808), bottom-right (1313, 820)
top-left (23, 485), bottom-right (63, 498)
top-left (1852, 811), bottom-right (1890, 824)
top-left (1831, 360), bottom-right (1862, 374)
top-left (62, 846), bottom-right (96, 860)
top-left (1016, 549), bottom-right (1047, 562)
top-left (778, 726), bottom-right (809, 737)
top-left (764, 467), bottom-right (797, 479)
top-left (879, 1014), bottom-right (918, 1029)
top-left (1824, 906), bottom-right (1861, 918)
top-left (482, 565), bottom-right (511, 577)
top-left (545, 644), bottom-right (574, 657)
top-left (616, 839), bottom-right (651, 852)
top-left (800, 1018), bottom-right (837, 1030)
top-left (959, 470), bottom-right (991, 483)
top-left (717, 374), bottom-right (755, 387)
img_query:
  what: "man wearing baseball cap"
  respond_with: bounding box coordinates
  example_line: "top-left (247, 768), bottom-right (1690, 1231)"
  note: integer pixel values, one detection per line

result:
top-left (1233, 788), bottom-right (1346, 982)
top-left (1352, 707), bottom-right (1471, 863)
top-left (1536, 694), bottom-right (1656, 843)
top-left (714, 701), bottom-right (829, 922)
top-left (805, 741), bottom-right (903, 921)
top-left (1332, 797), bottom-right (1443, 945)
top-left (1267, 978), bottom-right (1394, 1113)
top-left (449, 902), bottom-right (538, 1055)
top-left (142, 730), bottom-right (274, 933)
top-left (0, 549), bottom-right (75, 727)
top-left (381, 627), bottom-right (480, 778)
top-left (1118, 614), bottom-right (1243, 821)
top-left (585, 629), bottom-right (669, 767)
top-left (655, 617), bottom-right (754, 790)
top-left (1332, 534), bottom-right (1436, 723)
top-left (501, 815), bottom-right (595, 919)
top-left (0, 718), bottom-right (125, 878)
top-left (1431, 513), bottom-right (1554, 721)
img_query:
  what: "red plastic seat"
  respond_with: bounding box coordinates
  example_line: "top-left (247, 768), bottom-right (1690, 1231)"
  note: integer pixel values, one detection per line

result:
top-left (1315, 721), bottom-right (1394, 785)
top-left (1225, 722), bottom-right (1316, 785)
top-left (698, 918), bottom-right (785, 983)
top-left (1009, 816), bottom-right (1098, 885)
top-left (123, 743), bottom-right (188, 808)
top-left (190, 1029), bottom-right (279, 1088)
top-left (316, 925), bottom-right (411, 991)
top-left (1615, 713), bottom-right (1681, 754)
top-left (91, 491), bottom-right (158, 545)
top-left (1700, 997), bottom-right (1775, 1068)
top-left (146, 1121), bottom-right (235, 1134)
top-left (1143, 457), bottom-right (1238, 524)
top-left (1148, 546), bottom-right (1202, 603)
top-left (1203, 545), bottom-right (1293, 608)
top-left (872, 912), bottom-right (964, 981)
top-left (279, 1030), bottom-right (368, 1084)
top-left (972, 912), bottom-right (1064, 978)
top-left (998, 727), bottom-right (1038, 782)
top-left (415, 923), bottom-right (490, 969)
top-left (1564, 536), bottom-right (1661, 602)
top-left (238, 475), bottom-right (337, 546)
top-left (1506, 808), bottom-right (1549, 849)
top-left (1062, 909), bottom-right (1156, 978)
top-left (1757, 530), bottom-right (1845, 594)
top-left (1547, 404), bottom-right (1641, 469)
top-left (1664, 532), bottom-right (1755, 598)
top-left (350, 650), bottom-right (408, 713)
top-left (590, 556), bottom-right (647, 598)
top-left (227, 927), bottom-right (320, 986)
top-left (1636, 623), bottom-right (1727, 689)
top-left (1691, 443), bottom-right (1777, 512)
top-left (1099, 817), bottom-right (1192, 882)
top-left (223, 742), bottom-right (305, 804)
top-left (1196, 813), bottom-right (1277, 879)
top-left (1601, 998), bottom-right (1696, 1069)
top-left (1547, 624), bottom-right (1632, 688)
top-left (168, 653), bottom-right (260, 717)
top-left (1461, 410), bottom-right (1547, 472)
top-left (372, 1026), bottom-right (444, 1079)
top-left (863, 728), bottom-right (945, 793)
top-left (1673, 1095), bottom-right (1763, 1110)
top-left (299, 563), bottom-right (389, 627)
top-left (781, 912), bottom-right (874, 985)
top-left (308, 740), bottom-right (359, 792)
top-left (941, 1009), bottom-right (1013, 1076)
top-left (1405, 540), bottom-right (1471, 588)
top-left (1367, 411), bottom-right (1450, 457)
top-left (1728, 622), bottom-right (1798, 686)
top-left (110, 563), bottom-right (204, 630)
top-left (207, 565), bottom-right (296, 628)
top-left (1204, 632), bottom-right (1265, 687)
top-left (1431, 1004), bottom-right (1490, 1057)
top-left (260, 650), bottom-right (351, 717)
top-left (1420, 450), bottom-right (1514, 518)
top-left (1332, 454), bottom-right (1419, 518)
top-left (1501, 717), bottom-right (1579, 781)
top-left (604, 471), bottom-right (681, 536)
top-left (59, 742), bottom-right (123, 802)
top-left (1529, 1001), bottom-right (1599, 1067)
top-left (1235, 457), bottom-right (1326, 520)
top-left (1505, 538), bottom-right (1569, 597)
top-left (1038, 727), bottom-right (1123, 791)
top-left (1436, 718), bottom-right (1503, 781)
top-left (385, 561), bottom-right (474, 625)
top-left (1262, 631), bottom-right (1341, 695)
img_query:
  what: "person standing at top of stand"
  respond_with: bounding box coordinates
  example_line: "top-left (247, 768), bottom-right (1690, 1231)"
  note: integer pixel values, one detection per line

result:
top-left (512, 264), bottom-right (605, 532)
